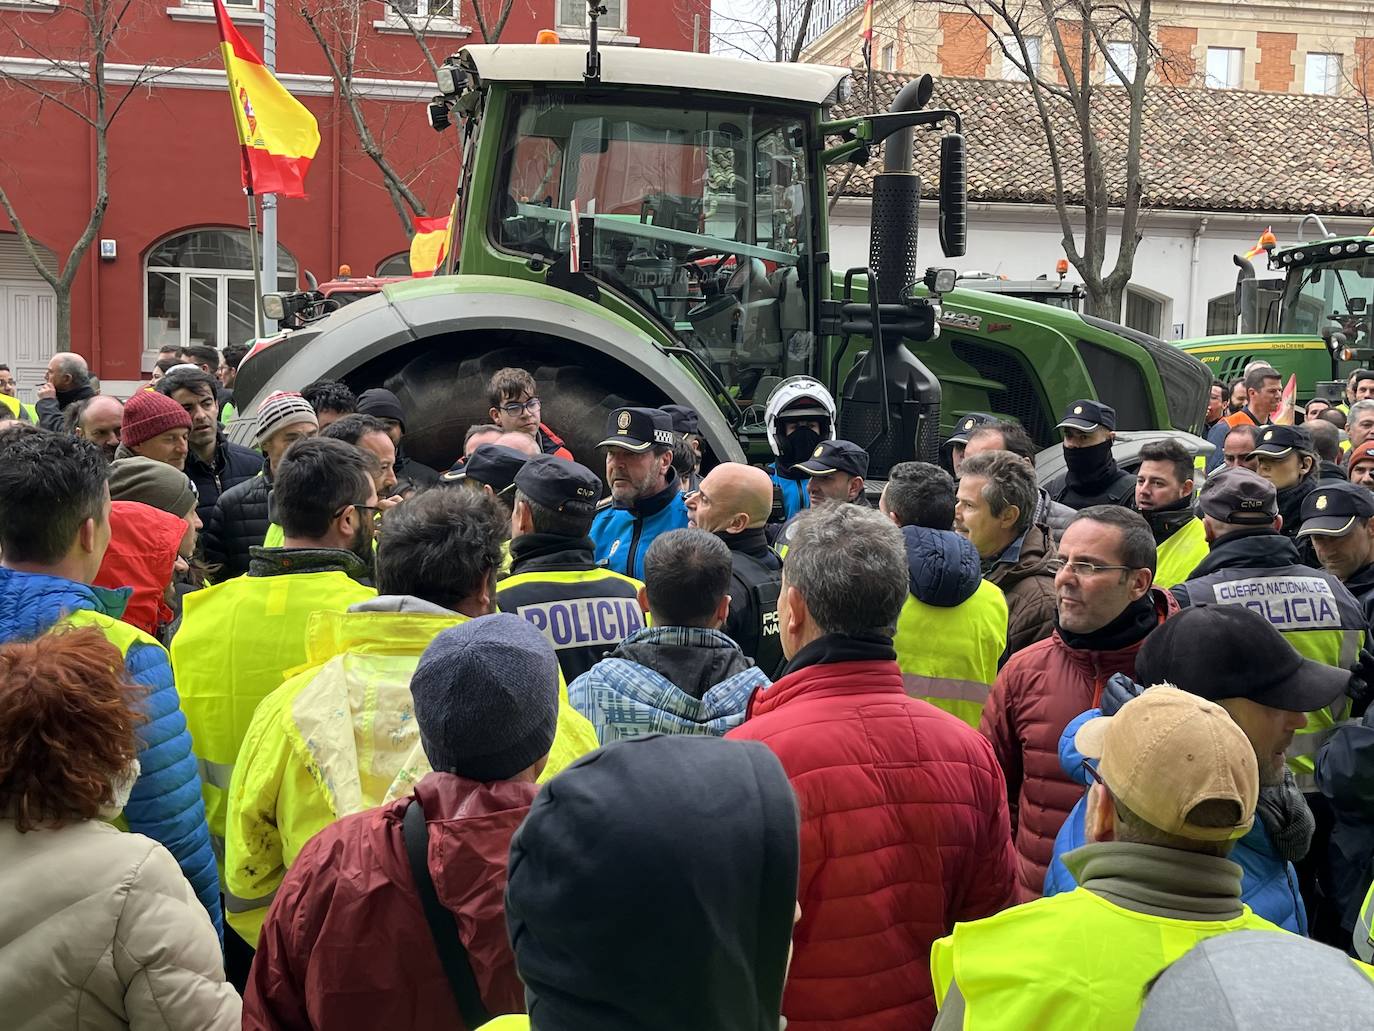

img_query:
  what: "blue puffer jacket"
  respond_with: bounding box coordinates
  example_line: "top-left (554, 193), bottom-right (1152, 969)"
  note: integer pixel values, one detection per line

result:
top-left (1043, 707), bottom-right (1308, 934)
top-left (0, 568), bottom-right (222, 940)
top-left (768, 463), bottom-right (810, 522)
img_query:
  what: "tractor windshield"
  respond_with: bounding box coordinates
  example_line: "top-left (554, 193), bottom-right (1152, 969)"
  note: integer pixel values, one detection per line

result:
top-left (1280, 254), bottom-right (1374, 343)
top-left (493, 90), bottom-right (816, 402)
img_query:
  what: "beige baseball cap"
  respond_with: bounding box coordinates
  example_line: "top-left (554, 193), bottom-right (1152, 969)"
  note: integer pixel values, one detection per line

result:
top-left (1075, 687), bottom-right (1259, 843)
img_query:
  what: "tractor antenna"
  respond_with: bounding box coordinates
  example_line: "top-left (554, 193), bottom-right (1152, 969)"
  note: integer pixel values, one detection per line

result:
top-left (584, 1), bottom-right (604, 83)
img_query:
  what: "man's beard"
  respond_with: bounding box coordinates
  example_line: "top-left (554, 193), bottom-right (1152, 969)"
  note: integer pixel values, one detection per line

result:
top-left (348, 516), bottom-right (375, 574)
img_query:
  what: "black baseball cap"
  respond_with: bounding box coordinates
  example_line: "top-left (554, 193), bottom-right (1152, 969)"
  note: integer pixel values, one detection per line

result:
top-left (1136, 606), bottom-right (1349, 713)
top-left (597, 407), bottom-right (675, 452)
top-left (1197, 467), bottom-right (1277, 525)
top-left (1057, 399), bottom-right (1117, 432)
top-left (440, 443), bottom-right (529, 493)
top-left (945, 412), bottom-right (996, 447)
top-left (792, 439), bottom-right (869, 478)
top-left (514, 453), bottom-right (603, 516)
top-left (660, 404), bottom-right (700, 437)
top-left (1298, 480), bottom-right (1374, 537)
top-left (1247, 424), bottom-right (1311, 460)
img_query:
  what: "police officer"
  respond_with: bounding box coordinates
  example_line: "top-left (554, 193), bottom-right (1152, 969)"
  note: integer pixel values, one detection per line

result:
top-left (762, 376), bottom-right (836, 523)
top-left (440, 442), bottom-right (531, 520)
top-left (1172, 467), bottom-right (1366, 792)
top-left (1300, 480), bottom-right (1374, 628)
top-left (1047, 399), bottom-right (1136, 509)
top-left (774, 439), bottom-right (870, 556)
top-left (1248, 423), bottom-right (1320, 566)
top-left (942, 411), bottom-right (995, 477)
top-left (662, 404), bottom-right (703, 496)
top-left (589, 407), bottom-right (689, 579)
top-left (498, 454), bottom-right (647, 683)
top-left (685, 462), bottom-right (785, 678)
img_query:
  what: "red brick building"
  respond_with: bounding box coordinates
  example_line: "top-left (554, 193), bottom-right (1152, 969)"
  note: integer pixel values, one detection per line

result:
top-left (0, 0), bottom-right (710, 396)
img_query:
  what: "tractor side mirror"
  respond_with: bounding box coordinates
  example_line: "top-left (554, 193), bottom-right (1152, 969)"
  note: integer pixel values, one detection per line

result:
top-left (938, 133), bottom-right (967, 258)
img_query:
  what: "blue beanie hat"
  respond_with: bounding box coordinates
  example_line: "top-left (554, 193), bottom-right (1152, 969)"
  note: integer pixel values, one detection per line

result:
top-left (409, 613), bottom-right (559, 781)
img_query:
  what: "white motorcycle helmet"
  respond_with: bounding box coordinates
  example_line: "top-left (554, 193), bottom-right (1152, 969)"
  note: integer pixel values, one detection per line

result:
top-left (764, 376), bottom-right (837, 457)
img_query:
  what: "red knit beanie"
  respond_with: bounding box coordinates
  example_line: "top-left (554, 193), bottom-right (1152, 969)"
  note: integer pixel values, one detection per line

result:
top-left (122, 389), bottom-right (192, 448)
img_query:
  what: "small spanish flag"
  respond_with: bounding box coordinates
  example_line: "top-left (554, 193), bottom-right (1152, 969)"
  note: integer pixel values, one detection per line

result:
top-left (408, 214), bottom-right (451, 278)
top-left (214, 0), bottom-right (319, 197)
top-left (860, 0), bottom-right (875, 65)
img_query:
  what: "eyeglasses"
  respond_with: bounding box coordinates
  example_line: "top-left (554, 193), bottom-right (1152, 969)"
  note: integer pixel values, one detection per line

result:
top-left (334, 502), bottom-right (381, 519)
top-left (498, 397), bottom-right (541, 416)
top-left (1047, 558), bottom-right (1135, 578)
top-left (1081, 759), bottom-right (1106, 792)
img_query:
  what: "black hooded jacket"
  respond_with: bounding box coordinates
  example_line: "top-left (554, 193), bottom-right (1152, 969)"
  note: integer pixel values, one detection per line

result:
top-left (719, 526), bottom-right (785, 679)
top-left (505, 734), bottom-right (800, 1031)
top-left (1276, 476), bottom-right (1320, 567)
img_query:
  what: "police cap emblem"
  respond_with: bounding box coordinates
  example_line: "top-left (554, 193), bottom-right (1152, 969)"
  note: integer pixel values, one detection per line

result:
top-left (963, 418), bottom-right (975, 430)
top-left (1317, 494), bottom-right (1329, 510)
top-left (1074, 405), bottom-right (1083, 415)
top-left (617, 410), bottom-right (632, 431)
top-left (813, 445), bottom-right (824, 457)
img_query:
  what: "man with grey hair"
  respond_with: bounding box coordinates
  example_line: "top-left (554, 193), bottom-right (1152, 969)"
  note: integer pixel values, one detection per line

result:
top-left (728, 503), bottom-right (1015, 1029)
top-left (957, 449), bottom-right (1058, 655)
top-left (36, 350), bottom-right (96, 432)
top-left (1347, 398), bottom-right (1374, 453)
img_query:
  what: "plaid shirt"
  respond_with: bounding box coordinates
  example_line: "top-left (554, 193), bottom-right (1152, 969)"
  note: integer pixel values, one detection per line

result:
top-left (567, 626), bottom-right (769, 744)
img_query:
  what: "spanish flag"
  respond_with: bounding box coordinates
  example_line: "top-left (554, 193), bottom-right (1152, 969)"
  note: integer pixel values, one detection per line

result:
top-left (1243, 226), bottom-right (1277, 260)
top-left (860, 0), bottom-right (874, 65)
top-left (408, 214), bottom-right (451, 278)
top-left (214, 0), bottom-right (319, 197)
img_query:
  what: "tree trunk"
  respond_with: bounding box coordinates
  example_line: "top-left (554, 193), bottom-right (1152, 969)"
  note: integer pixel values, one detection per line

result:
top-left (54, 286), bottom-right (72, 351)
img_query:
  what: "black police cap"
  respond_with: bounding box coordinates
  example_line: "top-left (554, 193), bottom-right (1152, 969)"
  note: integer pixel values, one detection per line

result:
top-left (598, 407), bottom-right (675, 452)
top-left (1057, 399), bottom-right (1116, 432)
top-left (792, 439), bottom-right (870, 478)
top-left (441, 443), bottom-right (530, 493)
top-left (514, 453), bottom-right (603, 515)
top-left (1299, 480), bottom-right (1374, 537)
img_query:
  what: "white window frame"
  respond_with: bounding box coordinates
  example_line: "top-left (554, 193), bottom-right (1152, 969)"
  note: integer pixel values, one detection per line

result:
top-left (374, 0), bottom-right (469, 36)
top-left (881, 42), bottom-right (895, 72)
top-left (1001, 35), bottom-right (1041, 82)
top-left (1205, 47), bottom-right (1242, 89)
top-left (1105, 40), bottom-right (1136, 85)
top-left (167, 0), bottom-right (262, 22)
top-left (1304, 52), bottom-right (1341, 95)
top-left (558, 0), bottom-right (626, 33)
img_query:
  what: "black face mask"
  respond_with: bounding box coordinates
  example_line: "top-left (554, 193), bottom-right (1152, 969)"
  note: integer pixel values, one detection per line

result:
top-left (1063, 439), bottom-right (1117, 487)
top-left (779, 426), bottom-right (823, 472)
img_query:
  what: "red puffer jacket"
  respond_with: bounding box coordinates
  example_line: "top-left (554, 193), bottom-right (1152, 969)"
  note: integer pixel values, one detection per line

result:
top-left (93, 500), bottom-right (185, 638)
top-left (978, 587), bottom-right (1177, 901)
top-left (727, 655), bottom-right (1015, 1031)
top-left (242, 772), bottom-right (535, 1031)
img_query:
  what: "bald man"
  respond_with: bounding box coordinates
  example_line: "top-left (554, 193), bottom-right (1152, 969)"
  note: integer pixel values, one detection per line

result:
top-left (686, 462), bottom-right (785, 676)
top-left (494, 430), bottom-right (541, 457)
top-left (73, 394), bottom-right (124, 461)
top-left (36, 351), bottom-right (96, 432)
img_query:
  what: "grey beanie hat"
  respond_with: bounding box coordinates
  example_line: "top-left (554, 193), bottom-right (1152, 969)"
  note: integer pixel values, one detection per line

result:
top-left (410, 613), bottom-right (559, 782)
top-left (107, 456), bottom-right (197, 517)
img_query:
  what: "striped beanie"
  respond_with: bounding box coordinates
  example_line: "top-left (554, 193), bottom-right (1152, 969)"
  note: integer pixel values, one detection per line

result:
top-left (255, 390), bottom-right (318, 445)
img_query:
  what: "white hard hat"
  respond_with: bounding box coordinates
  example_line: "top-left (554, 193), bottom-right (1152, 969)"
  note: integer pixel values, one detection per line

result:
top-left (764, 376), bottom-right (836, 456)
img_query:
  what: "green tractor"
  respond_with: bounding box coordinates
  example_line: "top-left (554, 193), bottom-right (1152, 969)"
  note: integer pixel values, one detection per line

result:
top-left (1176, 216), bottom-right (1374, 404)
top-left (233, 29), bottom-right (1209, 476)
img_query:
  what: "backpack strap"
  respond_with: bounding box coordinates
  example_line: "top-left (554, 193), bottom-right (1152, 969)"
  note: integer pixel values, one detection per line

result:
top-left (403, 798), bottom-right (492, 1028)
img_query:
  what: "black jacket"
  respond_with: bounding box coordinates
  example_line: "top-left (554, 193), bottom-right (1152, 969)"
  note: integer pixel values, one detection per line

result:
top-left (718, 527), bottom-right (784, 679)
top-left (1276, 477), bottom-right (1320, 568)
top-left (1050, 466), bottom-right (1136, 510)
top-left (36, 383), bottom-right (96, 432)
top-left (203, 472), bottom-right (271, 580)
top-left (1343, 562), bottom-right (1374, 630)
top-left (185, 431), bottom-right (263, 526)
top-left (394, 448), bottom-right (440, 496)
top-left (496, 533), bottom-right (646, 683)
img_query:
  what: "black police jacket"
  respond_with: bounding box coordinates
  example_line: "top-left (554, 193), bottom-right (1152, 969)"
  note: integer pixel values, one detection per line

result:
top-left (496, 533), bottom-right (646, 684)
top-left (718, 527), bottom-right (785, 680)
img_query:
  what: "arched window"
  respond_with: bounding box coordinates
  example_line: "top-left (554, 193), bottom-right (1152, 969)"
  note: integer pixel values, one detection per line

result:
top-left (376, 252), bottom-right (411, 277)
top-left (145, 228), bottom-right (297, 355)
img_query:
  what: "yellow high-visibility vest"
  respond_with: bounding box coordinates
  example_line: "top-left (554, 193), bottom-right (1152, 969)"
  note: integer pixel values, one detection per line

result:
top-left (893, 579), bottom-right (1008, 727)
top-left (170, 568), bottom-right (376, 867)
top-left (930, 886), bottom-right (1283, 1029)
top-left (1154, 518), bottom-right (1209, 588)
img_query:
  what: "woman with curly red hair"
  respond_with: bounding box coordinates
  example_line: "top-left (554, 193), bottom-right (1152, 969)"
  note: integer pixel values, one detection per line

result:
top-left (0, 625), bottom-right (240, 1029)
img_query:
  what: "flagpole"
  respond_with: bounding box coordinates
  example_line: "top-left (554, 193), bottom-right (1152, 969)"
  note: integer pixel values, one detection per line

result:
top-left (260, 0), bottom-right (279, 332)
top-left (245, 188), bottom-right (266, 337)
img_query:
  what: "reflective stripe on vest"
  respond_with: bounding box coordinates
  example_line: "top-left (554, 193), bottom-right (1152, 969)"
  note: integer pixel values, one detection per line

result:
top-left (930, 887), bottom-right (1284, 1029)
top-left (1154, 518), bottom-right (1209, 589)
top-left (894, 579), bottom-right (1008, 728)
top-left (170, 570), bottom-right (376, 857)
top-left (497, 567), bottom-right (647, 682)
top-left (1358, 879), bottom-right (1374, 962)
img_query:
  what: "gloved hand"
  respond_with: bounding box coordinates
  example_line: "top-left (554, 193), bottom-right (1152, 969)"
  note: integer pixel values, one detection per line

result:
top-left (1348, 648), bottom-right (1374, 719)
top-left (1101, 673), bottom-right (1144, 717)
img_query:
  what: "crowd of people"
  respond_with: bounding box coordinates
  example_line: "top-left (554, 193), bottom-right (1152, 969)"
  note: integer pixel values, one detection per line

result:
top-left (3, 345), bottom-right (1374, 1030)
